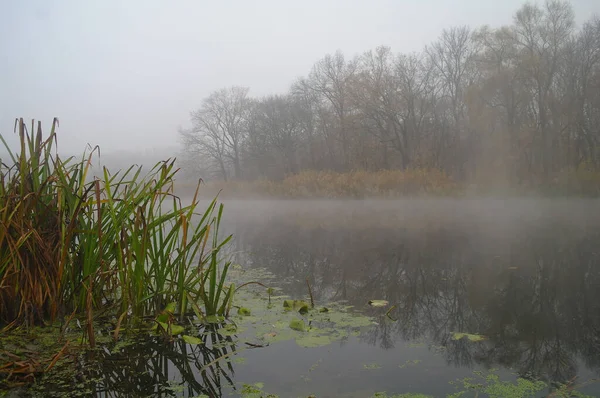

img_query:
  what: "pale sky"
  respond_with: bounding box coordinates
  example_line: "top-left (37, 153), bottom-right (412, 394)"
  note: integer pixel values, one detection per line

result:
top-left (1, 0), bottom-right (598, 154)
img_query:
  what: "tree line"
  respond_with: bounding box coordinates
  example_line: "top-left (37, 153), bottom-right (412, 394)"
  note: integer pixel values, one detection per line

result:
top-left (180, 0), bottom-right (600, 187)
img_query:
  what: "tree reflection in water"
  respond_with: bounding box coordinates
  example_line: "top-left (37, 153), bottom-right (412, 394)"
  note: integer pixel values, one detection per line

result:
top-left (230, 216), bottom-right (600, 385)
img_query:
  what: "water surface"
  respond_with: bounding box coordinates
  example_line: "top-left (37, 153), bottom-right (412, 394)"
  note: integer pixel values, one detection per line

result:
top-left (216, 199), bottom-right (600, 397)
top-left (34, 199), bottom-right (600, 397)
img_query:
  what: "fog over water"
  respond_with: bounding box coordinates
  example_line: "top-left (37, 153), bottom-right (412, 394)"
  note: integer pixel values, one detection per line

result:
top-left (211, 198), bottom-right (600, 396)
top-left (3, 0), bottom-right (600, 394)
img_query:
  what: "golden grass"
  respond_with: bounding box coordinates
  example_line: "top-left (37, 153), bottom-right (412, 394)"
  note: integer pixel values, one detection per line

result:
top-left (176, 169), bottom-right (460, 199)
top-left (551, 164), bottom-right (600, 196)
top-left (175, 165), bottom-right (600, 199)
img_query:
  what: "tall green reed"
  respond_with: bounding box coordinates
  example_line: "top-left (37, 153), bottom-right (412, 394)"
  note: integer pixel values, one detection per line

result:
top-left (0, 118), bottom-right (234, 332)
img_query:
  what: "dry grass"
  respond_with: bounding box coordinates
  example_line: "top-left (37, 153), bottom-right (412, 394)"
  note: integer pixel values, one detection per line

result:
top-left (551, 164), bottom-right (600, 196)
top-left (176, 165), bottom-right (600, 199)
top-left (177, 169), bottom-right (460, 199)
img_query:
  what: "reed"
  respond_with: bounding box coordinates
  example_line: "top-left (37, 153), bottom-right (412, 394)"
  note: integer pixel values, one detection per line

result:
top-left (181, 168), bottom-right (459, 198)
top-left (0, 118), bottom-right (233, 331)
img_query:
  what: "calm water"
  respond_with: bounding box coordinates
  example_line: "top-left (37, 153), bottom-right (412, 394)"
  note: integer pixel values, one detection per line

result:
top-left (36, 199), bottom-right (600, 397)
top-left (215, 199), bottom-right (600, 397)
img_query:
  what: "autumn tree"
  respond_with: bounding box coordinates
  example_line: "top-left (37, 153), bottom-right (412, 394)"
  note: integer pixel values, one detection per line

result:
top-left (180, 0), bottom-right (599, 191)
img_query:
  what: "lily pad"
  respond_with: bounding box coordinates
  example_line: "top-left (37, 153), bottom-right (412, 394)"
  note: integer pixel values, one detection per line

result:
top-left (289, 319), bottom-right (306, 331)
top-left (298, 304), bottom-right (309, 314)
top-left (217, 323), bottom-right (239, 337)
top-left (452, 332), bottom-right (487, 342)
top-left (363, 363), bottom-right (382, 370)
top-left (182, 335), bottom-right (203, 345)
top-left (222, 274), bottom-right (376, 349)
top-left (238, 307), bottom-right (251, 316)
top-left (399, 359), bottom-right (422, 368)
top-left (283, 300), bottom-right (310, 312)
top-left (295, 334), bottom-right (335, 348)
top-left (368, 300), bottom-right (389, 307)
top-left (204, 315), bottom-right (225, 324)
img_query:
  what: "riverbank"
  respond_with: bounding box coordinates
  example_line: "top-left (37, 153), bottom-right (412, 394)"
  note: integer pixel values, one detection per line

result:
top-left (175, 168), bottom-right (600, 199)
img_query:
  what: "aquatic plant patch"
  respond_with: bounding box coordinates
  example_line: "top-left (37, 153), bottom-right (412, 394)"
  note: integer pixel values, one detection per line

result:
top-left (451, 332), bottom-right (487, 342)
top-left (226, 275), bottom-right (377, 349)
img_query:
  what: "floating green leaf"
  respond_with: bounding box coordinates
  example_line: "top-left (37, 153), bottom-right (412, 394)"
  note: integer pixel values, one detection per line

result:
top-left (218, 323), bottom-right (239, 337)
top-left (452, 332), bottom-right (486, 342)
top-left (283, 300), bottom-right (294, 309)
top-left (368, 300), bottom-right (389, 307)
top-left (399, 359), bottom-right (422, 369)
top-left (298, 304), bottom-right (309, 314)
top-left (240, 382), bottom-right (279, 398)
top-left (182, 335), bottom-right (203, 345)
top-left (289, 319), bottom-right (305, 331)
top-left (283, 299), bottom-right (310, 311)
top-left (204, 315), bottom-right (225, 324)
top-left (295, 334), bottom-right (334, 348)
top-left (238, 307), bottom-right (251, 316)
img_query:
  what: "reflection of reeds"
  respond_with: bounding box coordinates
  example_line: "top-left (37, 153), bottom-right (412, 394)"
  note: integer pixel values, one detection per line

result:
top-left (36, 323), bottom-right (239, 397)
top-left (0, 119), bottom-right (233, 333)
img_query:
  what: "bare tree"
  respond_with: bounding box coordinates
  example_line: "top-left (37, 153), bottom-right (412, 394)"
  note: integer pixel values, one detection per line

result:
top-left (513, 0), bottom-right (575, 178)
top-left (308, 50), bottom-right (358, 170)
top-left (249, 95), bottom-right (302, 178)
top-left (291, 78), bottom-right (320, 169)
top-left (427, 26), bottom-right (479, 176)
top-left (183, 86), bottom-right (251, 180)
top-left (178, 2), bottom-right (599, 190)
top-left (558, 16), bottom-right (600, 167)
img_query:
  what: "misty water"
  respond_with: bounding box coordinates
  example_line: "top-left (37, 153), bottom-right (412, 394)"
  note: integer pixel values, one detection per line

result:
top-left (216, 199), bottom-right (600, 397)
top-left (61, 198), bottom-right (600, 397)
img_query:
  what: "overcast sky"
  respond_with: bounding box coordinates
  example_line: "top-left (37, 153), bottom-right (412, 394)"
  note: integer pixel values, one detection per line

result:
top-left (1, 0), bottom-right (598, 154)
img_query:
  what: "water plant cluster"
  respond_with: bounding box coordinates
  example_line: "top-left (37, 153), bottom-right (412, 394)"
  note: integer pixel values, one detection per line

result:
top-left (0, 118), bottom-right (232, 337)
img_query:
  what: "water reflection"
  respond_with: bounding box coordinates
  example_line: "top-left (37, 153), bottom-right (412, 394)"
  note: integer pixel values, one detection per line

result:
top-left (43, 324), bottom-right (240, 397)
top-left (228, 211), bottom-right (600, 385)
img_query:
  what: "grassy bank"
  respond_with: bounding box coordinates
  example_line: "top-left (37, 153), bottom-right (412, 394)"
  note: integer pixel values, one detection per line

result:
top-left (175, 167), bottom-right (600, 199)
top-left (178, 169), bottom-right (460, 199)
top-left (0, 119), bottom-right (233, 333)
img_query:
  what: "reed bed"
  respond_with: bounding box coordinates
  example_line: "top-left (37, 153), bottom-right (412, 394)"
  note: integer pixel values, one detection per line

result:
top-left (0, 119), bottom-right (233, 332)
top-left (178, 169), bottom-right (459, 199)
